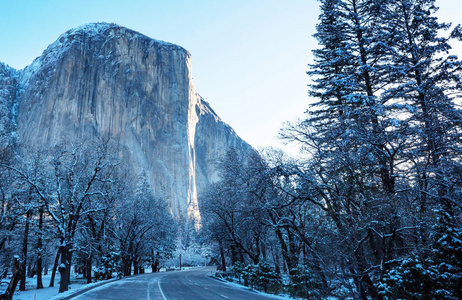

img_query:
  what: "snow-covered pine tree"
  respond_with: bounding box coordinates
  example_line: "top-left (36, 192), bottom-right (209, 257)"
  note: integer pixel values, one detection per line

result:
top-left (431, 211), bottom-right (462, 298)
top-left (304, 0), bottom-right (462, 297)
top-left (283, 0), bottom-right (405, 298)
top-left (288, 265), bottom-right (323, 298)
top-left (385, 0), bottom-right (462, 225)
top-left (380, 211), bottom-right (462, 299)
top-left (375, 4), bottom-right (462, 296)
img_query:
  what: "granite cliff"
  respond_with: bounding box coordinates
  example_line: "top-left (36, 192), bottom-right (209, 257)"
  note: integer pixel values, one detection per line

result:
top-left (0, 23), bottom-right (253, 220)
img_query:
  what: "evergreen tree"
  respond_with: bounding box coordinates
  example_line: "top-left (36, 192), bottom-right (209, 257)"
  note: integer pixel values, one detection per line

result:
top-left (289, 265), bottom-right (323, 299)
top-left (431, 212), bottom-right (462, 298)
top-left (282, 0), bottom-right (462, 298)
top-left (284, 0), bottom-right (404, 298)
top-left (380, 212), bottom-right (462, 299)
top-left (385, 0), bottom-right (462, 220)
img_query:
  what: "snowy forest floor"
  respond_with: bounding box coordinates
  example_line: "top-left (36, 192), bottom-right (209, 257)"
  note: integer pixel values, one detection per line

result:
top-left (2, 271), bottom-right (122, 300)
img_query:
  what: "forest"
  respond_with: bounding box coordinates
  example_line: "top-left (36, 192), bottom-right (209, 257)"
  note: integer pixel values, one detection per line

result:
top-left (1, 0), bottom-right (462, 299)
top-left (200, 0), bottom-right (462, 299)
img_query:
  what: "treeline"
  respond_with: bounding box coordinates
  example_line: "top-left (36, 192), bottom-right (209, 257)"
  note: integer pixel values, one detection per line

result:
top-left (201, 0), bottom-right (462, 299)
top-left (0, 138), bottom-right (176, 296)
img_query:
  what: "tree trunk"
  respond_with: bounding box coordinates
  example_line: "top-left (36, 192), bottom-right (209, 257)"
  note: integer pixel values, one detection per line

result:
top-left (152, 259), bottom-right (159, 273)
top-left (27, 262), bottom-right (32, 278)
top-left (36, 206), bottom-right (44, 289)
top-left (86, 257), bottom-right (92, 284)
top-left (230, 245), bottom-right (238, 265)
top-left (353, 245), bottom-right (381, 300)
top-left (43, 245), bottom-right (48, 276)
top-left (122, 257), bottom-right (131, 276)
top-left (49, 248), bottom-right (60, 287)
top-left (133, 260), bottom-right (139, 275)
top-left (218, 239), bottom-right (226, 272)
top-left (58, 244), bottom-right (73, 293)
top-left (275, 227), bottom-right (294, 271)
top-left (19, 209), bottom-right (32, 291)
top-left (1, 257), bottom-right (23, 300)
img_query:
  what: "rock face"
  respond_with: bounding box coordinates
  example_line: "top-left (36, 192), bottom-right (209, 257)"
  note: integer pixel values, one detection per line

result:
top-left (1, 23), bottom-right (253, 220)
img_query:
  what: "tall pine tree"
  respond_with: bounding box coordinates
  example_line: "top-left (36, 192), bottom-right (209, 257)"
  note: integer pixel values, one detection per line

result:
top-left (283, 0), bottom-right (462, 298)
top-left (385, 0), bottom-right (462, 220)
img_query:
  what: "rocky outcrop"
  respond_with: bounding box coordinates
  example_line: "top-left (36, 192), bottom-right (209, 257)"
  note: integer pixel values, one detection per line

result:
top-left (2, 23), bottom-right (253, 220)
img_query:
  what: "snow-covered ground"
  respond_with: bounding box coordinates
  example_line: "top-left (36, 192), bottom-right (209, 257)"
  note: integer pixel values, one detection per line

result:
top-left (0, 271), bottom-right (119, 300)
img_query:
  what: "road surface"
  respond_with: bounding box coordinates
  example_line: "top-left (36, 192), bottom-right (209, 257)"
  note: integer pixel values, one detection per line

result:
top-left (70, 267), bottom-right (284, 300)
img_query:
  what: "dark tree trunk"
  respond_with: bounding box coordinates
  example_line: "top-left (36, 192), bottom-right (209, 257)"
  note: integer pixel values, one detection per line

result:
top-left (49, 248), bottom-right (60, 287)
top-left (43, 246), bottom-right (48, 276)
top-left (86, 257), bottom-right (92, 284)
top-left (133, 260), bottom-right (139, 275)
top-left (58, 244), bottom-right (73, 293)
top-left (122, 257), bottom-right (131, 276)
top-left (36, 206), bottom-right (44, 289)
top-left (230, 245), bottom-right (238, 265)
top-left (218, 239), bottom-right (226, 272)
top-left (152, 258), bottom-right (159, 273)
top-left (19, 209), bottom-right (32, 291)
top-left (1, 257), bottom-right (23, 300)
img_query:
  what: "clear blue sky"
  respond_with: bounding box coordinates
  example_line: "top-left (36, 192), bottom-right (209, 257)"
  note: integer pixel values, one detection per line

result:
top-left (0, 0), bottom-right (461, 150)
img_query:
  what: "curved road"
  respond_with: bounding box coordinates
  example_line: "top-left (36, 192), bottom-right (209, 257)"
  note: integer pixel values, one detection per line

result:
top-left (71, 267), bottom-right (283, 300)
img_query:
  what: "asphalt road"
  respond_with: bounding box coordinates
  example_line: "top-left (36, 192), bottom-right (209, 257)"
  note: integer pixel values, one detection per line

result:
top-left (71, 267), bottom-right (284, 300)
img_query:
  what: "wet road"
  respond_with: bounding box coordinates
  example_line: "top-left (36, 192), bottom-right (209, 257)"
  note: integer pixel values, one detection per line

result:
top-left (71, 267), bottom-right (283, 300)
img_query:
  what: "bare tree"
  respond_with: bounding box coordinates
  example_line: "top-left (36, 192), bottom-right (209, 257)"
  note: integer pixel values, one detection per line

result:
top-left (111, 173), bottom-right (176, 276)
top-left (2, 138), bottom-right (117, 293)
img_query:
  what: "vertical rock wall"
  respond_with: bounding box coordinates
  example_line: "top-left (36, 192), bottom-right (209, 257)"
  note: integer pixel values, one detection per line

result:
top-left (2, 23), bottom-right (253, 220)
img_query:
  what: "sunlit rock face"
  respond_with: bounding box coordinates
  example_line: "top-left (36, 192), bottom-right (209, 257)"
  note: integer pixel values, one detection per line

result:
top-left (2, 23), bottom-right (253, 219)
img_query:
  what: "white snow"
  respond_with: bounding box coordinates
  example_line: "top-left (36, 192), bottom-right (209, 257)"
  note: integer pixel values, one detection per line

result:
top-left (4, 270), bottom-right (121, 300)
top-left (8, 272), bottom-right (86, 300)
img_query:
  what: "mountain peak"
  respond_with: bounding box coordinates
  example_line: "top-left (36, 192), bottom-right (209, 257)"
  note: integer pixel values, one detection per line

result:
top-left (61, 23), bottom-right (152, 43)
top-left (21, 22), bottom-right (186, 85)
top-left (64, 22), bottom-right (117, 36)
top-left (54, 22), bottom-right (182, 52)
